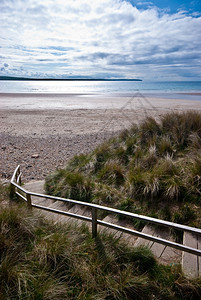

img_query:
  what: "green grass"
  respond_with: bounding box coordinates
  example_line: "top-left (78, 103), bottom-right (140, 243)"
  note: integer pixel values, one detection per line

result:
top-left (45, 111), bottom-right (201, 228)
top-left (0, 185), bottom-right (201, 299)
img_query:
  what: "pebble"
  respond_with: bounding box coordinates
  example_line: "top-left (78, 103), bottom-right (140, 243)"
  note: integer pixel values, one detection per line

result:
top-left (26, 165), bottom-right (33, 168)
top-left (31, 154), bottom-right (40, 158)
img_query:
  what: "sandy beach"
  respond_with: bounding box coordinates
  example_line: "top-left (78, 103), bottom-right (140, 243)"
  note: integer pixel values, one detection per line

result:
top-left (1, 93), bottom-right (201, 182)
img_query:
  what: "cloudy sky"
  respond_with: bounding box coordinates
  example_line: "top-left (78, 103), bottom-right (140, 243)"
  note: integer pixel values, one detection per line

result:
top-left (0, 0), bottom-right (201, 80)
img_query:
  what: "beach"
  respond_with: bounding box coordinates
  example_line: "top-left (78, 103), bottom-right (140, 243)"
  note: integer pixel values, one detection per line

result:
top-left (1, 93), bottom-right (201, 182)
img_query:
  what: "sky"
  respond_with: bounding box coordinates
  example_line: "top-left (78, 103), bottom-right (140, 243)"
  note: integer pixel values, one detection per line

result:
top-left (0, 0), bottom-right (201, 80)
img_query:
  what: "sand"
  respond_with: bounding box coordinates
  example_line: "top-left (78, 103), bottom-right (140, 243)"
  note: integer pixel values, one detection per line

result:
top-left (1, 93), bottom-right (201, 182)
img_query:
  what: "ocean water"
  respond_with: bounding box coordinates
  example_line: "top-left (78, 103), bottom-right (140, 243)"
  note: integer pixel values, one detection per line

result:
top-left (0, 80), bottom-right (201, 110)
top-left (0, 80), bottom-right (201, 98)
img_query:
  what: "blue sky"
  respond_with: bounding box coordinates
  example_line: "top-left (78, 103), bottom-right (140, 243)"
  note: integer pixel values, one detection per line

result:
top-left (131, 0), bottom-right (201, 14)
top-left (0, 0), bottom-right (201, 80)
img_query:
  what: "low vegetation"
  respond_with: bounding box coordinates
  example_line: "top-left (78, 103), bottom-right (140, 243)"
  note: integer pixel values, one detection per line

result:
top-left (0, 184), bottom-right (201, 299)
top-left (45, 111), bottom-right (201, 228)
top-left (1, 111), bottom-right (200, 299)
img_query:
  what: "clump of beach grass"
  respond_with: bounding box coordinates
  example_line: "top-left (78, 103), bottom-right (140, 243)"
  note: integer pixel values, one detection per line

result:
top-left (45, 170), bottom-right (93, 202)
top-left (45, 111), bottom-right (201, 227)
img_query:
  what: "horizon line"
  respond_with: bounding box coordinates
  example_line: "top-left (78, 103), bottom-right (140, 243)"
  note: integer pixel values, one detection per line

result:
top-left (0, 75), bottom-right (142, 81)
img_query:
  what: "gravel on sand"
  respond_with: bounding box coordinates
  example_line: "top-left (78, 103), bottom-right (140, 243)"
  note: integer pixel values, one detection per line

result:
top-left (1, 95), bottom-right (201, 182)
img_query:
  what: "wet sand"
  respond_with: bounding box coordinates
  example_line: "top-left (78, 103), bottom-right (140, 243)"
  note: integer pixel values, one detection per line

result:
top-left (1, 93), bottom-right (201, 182)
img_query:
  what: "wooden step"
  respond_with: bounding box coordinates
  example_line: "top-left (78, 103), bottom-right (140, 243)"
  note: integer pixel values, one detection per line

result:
top-left (98, 214), bottom-right (138, 245)
top-left (56, 204), bottom-right (91, 226)
top-left (134, 225), bottom-right (181, 265)
top-left (182, 232), bottom-right (201, 278)
top-left (24, 180), bottom-right (45, 194)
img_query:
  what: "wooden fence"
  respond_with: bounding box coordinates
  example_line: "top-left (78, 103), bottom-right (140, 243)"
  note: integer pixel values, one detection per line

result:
top-left (10, 165), bottom-right (201, 256)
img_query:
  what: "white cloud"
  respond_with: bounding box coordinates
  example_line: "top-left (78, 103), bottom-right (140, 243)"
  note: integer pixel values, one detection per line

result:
top-left (0, 0), bottom-right (201, 79)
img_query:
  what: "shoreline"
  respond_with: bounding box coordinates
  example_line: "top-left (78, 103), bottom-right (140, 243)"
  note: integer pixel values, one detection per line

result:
top-left (1, 94), bottom-right (201, 182)
top-left (0, 92), bottom-right (201, 111)
top-left (1, 91), bottom-right (201, 98)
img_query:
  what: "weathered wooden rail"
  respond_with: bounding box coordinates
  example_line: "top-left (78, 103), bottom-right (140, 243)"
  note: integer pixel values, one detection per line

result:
top-left (10, 165), bottom-right (201, 257)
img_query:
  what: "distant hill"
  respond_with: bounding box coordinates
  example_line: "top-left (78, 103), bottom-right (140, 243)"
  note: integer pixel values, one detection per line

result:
top-left (0, 76), bottom-right (142, 81)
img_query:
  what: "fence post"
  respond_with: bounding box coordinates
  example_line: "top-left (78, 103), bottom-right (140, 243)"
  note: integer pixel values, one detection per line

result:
top-left (10, 183), bottom-right (15, 199)
top-left (92, 208), bottom-right (97, 238)
top-left (15, 168), bottom-right (18, 182)
top-left (19, 166), bottom-right (21, 185)
top-left (26, 193), bottom-right (32, 209)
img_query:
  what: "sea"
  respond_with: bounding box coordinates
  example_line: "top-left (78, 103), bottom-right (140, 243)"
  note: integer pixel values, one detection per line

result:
top-left (0, 80), bottom-right (201, 110)
top-left (0, 80), bottom-right (201, 99)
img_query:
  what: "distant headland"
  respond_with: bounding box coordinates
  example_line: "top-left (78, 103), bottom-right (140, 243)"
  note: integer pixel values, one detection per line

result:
top-left (0, 76), bottom-right (142, 81)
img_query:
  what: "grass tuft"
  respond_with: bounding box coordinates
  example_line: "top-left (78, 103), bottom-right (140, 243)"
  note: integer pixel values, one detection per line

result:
top-left (98, 161), bottom-right (125, 186)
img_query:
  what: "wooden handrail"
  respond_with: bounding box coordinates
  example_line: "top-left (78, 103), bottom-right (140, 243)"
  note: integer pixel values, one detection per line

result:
top-left (10, 165), bottom-right (201, 256)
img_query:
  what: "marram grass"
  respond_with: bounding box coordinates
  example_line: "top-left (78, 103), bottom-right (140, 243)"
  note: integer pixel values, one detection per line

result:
top-left (45, 111), bottom-right (201, 228)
